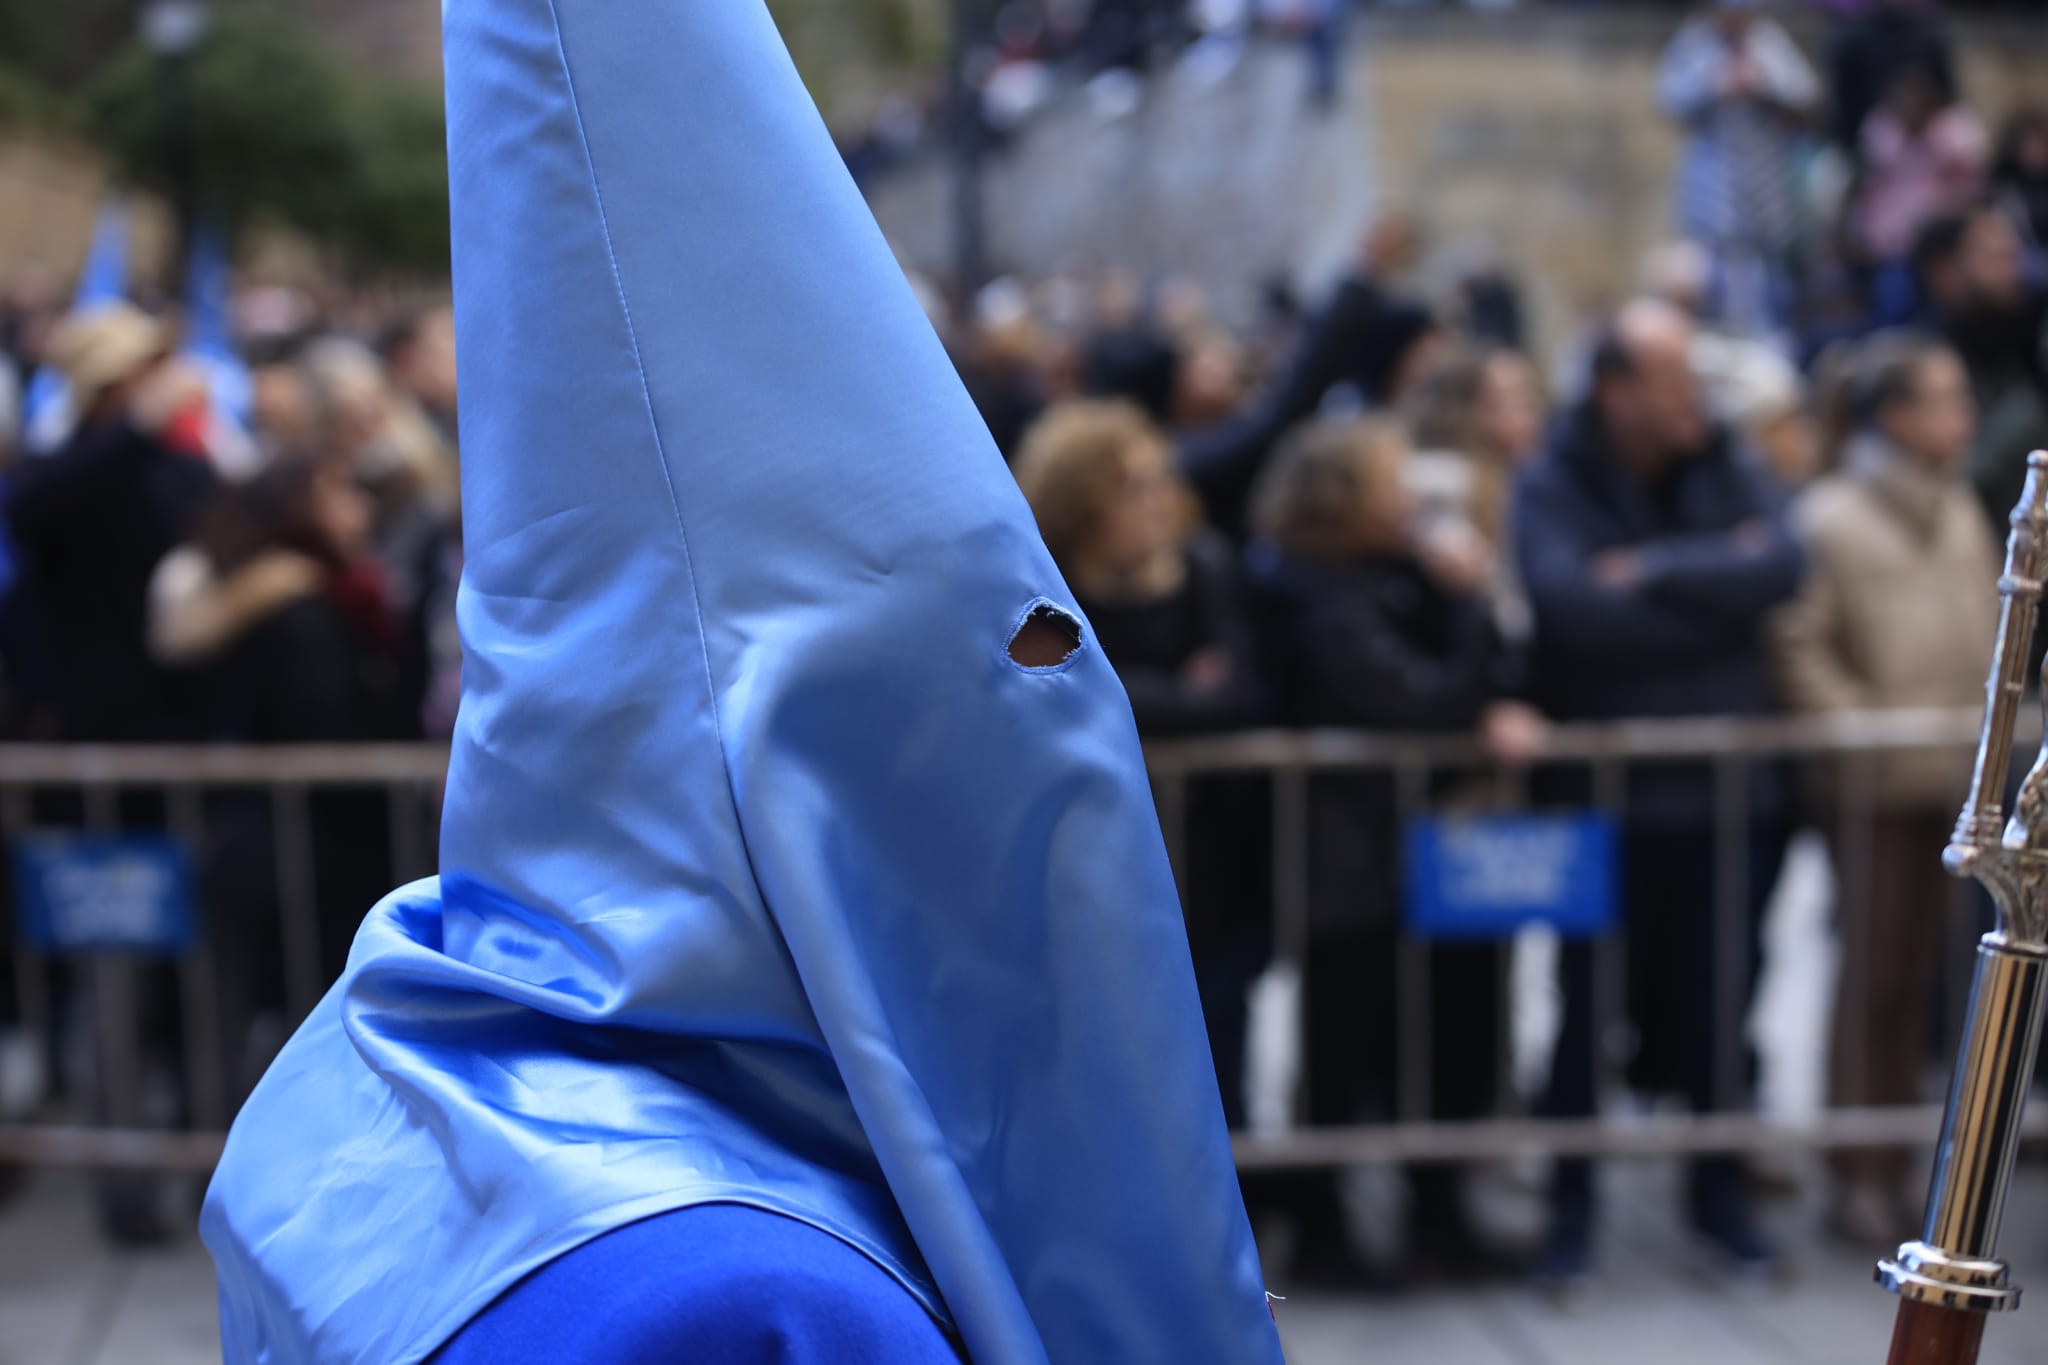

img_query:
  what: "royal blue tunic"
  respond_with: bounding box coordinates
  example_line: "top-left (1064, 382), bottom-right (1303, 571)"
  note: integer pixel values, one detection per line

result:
top-left (430, 1205), bottom-right (962, 1365)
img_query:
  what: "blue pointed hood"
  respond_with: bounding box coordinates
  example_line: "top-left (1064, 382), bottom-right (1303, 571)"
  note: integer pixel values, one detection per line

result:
top-left (201, 4), bottom-right (1282, 1363)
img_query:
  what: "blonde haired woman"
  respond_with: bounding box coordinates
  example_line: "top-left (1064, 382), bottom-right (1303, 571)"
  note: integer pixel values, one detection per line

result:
top-left (1015, 398), bottom-right (1269, 1134)
top-left (1015, 400), bottom-right (1262, 736)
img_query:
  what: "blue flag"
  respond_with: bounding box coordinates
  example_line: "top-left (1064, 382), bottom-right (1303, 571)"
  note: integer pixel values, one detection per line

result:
top-left (71, 196), bottom-right (132, 307)
top-left (201, 4), bottom-right (1282, 1364)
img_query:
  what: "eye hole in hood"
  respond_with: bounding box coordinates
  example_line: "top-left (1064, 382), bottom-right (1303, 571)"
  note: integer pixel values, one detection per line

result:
top-left (1007, 601), bottom-right (1084, 671)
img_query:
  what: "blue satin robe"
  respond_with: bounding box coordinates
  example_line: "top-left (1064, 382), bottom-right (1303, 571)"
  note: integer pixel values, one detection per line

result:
top-left (200, 3), bottom-right (1285, 1363)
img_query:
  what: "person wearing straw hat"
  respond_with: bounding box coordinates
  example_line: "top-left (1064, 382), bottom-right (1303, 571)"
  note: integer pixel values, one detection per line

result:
top-left (3, 302), bottom-right (214, 742)
top-left (201, 4), bottom-right (1285, 1363)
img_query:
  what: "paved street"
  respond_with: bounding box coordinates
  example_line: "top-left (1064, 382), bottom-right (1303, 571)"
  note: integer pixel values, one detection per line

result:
top-left (6, 1162), bottom-right (2045, 1365)
top-left (1273, 1161), bottom-right (2048, 1365)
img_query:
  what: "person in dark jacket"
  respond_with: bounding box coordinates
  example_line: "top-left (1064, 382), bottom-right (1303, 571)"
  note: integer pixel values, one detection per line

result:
top-left (1245, 416), bottom-right (1545, 1285)
top-left (1515, 298), bottom-right (1803, 1287)
top-left (0, 304), bottom-right (220, 1243)
top-left (179, 457), bottom-right (398, 745)
top-left (1015, 400), bottom-right (1262, 732)
top-left (1180, 216), bottom-right (1445, 540)
top-left (153, 453), bottom-right (399, 1101)
top-left (1014, 398), bottom-right (1268, 1129)
top-left (1912, 203), bottom-right (2048, 531)
top-left (302, 337), bottom-right (458, 737)
top-left (3, 304), bottom-right (216, 741)
top-left (955, 285), bottom-right (1051, 463)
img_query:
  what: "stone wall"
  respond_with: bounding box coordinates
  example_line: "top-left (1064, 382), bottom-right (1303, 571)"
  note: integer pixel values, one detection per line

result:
top-left (1365, 29), bottom-right (1673, 358)
top-left (0, 137), bottom-right (170, 289)
top-left (1365, 15), bottom-right (2048, 362)
top-left (866, 46), bottom-right (1377, 325)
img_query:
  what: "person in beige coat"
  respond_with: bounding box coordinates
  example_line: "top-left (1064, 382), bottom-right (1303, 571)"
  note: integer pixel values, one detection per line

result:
top-left (1770, 331), bottom-right (1996, 1246)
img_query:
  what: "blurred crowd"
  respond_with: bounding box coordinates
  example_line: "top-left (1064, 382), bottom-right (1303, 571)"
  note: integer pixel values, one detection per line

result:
top-left (3, 0), bottom-right (2047, 1293)
top-left (843, 0), bottom-right (2041, 169)
top-left (0, 288), bottom-right (462, 752)
top-left (935, 0), bottom-right (2048, 1293)
top-left (0, 285), bottom-right (463, 1237)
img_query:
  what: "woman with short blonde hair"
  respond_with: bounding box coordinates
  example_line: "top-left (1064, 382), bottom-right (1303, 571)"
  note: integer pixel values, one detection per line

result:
top-left (1014, 395), bottom-right (1267, 1135)
top-left (1013, 399), bottom-right (1193, 584)
top-left (1252, 415), bottom-right (1413, 564)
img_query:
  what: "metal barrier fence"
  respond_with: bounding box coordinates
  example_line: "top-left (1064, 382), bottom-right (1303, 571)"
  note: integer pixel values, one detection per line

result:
top-left (1, 710), bottom-right (2043, 1173)
top-left (1146, 707), bottom-right (2048, 1168)
top-left (0, 744), bottom-right (445, 1172)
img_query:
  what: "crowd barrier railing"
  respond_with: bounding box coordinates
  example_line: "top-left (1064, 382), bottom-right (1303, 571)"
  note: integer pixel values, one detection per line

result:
top-left (1144, 708), bottom-right (2048, 1167)
top-left (0, 744), bottom-right (444, 1172)
top-left (1, 709), bottom-right (2043, 1174)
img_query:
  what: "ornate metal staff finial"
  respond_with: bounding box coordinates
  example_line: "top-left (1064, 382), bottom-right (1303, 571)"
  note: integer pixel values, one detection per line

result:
top-left (1879, 451), bottom-right (2048, 1365)
top-left (1948, 453), bottom-right (2048, 854)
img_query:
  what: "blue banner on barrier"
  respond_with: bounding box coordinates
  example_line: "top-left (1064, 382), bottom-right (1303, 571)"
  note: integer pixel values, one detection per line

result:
top-left (11, 833), bottom-right (198, 955)
top-left (1403, 813), bottom-right (1617, 940)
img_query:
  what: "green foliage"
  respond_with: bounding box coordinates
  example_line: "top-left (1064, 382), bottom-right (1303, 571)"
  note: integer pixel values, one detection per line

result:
top-left (81, 8), bottom-right (447, 273)
top-left (34, 0), bottom-right (939, 270)
top-left (341, 86), bottom-right (450, 274)
top-left (0, 0), bottom-right (145, 90)
top-left (86, 13), bottom-right (354, 234)
top-left (767, 0), bottom-right (948, 117)
top-left (0, 63), bottom-right (73, 134)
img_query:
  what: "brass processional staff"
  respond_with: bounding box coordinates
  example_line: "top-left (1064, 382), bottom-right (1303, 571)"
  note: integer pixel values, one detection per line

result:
top-left (1878, 449), bottom-right (2048, 1365)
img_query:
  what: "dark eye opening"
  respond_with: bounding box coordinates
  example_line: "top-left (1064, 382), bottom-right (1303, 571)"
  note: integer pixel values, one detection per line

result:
top-left (1007, 603), bottom-right (1083, 669)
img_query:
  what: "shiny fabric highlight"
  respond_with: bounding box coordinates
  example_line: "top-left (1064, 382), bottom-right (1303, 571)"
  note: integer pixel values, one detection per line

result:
top-left (200, 3), bottom-right (1282, 1363)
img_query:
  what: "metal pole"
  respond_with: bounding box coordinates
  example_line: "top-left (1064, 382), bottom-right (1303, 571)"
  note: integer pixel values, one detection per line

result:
top-left (1272, 767), bottom-right (1310, 1126)
top-left (1226, 1103), bottom-right (2048, 1169)
top-left (1712, 754), bottom-right (1751, 1113)
top-left (0, 788), bottom-right (49, 1083)
top-left (7, 1097), bottom-right (2042, 1175)
top-left (949, 0), bottom-right (987, 301)
top-left (388, 782), bottom-right (429, 887)
top-left (81, 787), bottom-right (140, 1135)
top-left (1592, 758), bottom-right (1627, 1104)
top-left (271, 784), bottom-right (323, 1019)
top-left (140, 1), bottom-right (209, 296)
top-left (158, 48), bottom-right (197, 298)
top-left (1497, 763), bottom-right (1530, 1115)
top-left (169, 786), bottom-right (225, 1128)
top-left (1155, 773), bottom-right (1189, 899)
top-left (1837, 749), bottom-right (1877, 1154)
top-left (1395, 757), bottom-right (1430, 1123)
